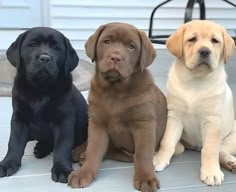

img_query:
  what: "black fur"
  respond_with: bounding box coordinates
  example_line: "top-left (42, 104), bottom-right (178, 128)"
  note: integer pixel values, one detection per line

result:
top-left (0, 27), bottom-right (88, 183)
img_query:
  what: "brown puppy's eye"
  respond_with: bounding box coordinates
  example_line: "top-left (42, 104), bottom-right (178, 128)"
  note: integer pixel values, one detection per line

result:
top-left (188, 37), bottom-right (197, 42)
top-left (128, 43), bottom-right (135, 49)
top-left (211, 38), bottom-right (219, 43)
top-left (104, 39), bottom-right (111, 44)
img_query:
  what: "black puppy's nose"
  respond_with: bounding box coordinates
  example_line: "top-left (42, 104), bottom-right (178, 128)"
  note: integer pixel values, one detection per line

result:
top-left (38, 54), bottom-right (51, 63)
top-left (198, 47), bottom-right (211, 58)
top-left (110, 54), bottom-right (122, 64)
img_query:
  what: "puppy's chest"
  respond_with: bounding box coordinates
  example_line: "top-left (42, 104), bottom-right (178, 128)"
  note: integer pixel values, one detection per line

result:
top-left (168, 84), bottom-right (223, 148)
top-left (30, 96), bottom-right (51, 114)
top-left (94, 96), bottom-right (128, 126)
top-left (27, 96), bottom-right (62, 124)
top-left (168, 84), bottom-right (214, 115)
top-left (31, 97), bottom-right (50, 112)
top-left (91, 95), bottom-right (134, 151)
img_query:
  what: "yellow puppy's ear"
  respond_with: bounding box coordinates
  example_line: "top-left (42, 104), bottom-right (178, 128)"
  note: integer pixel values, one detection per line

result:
top-left (222, 28), bottom-right (235, 64)
top-left (166, 24), bottom-right (186, 58)
top-left (85, 25), bottom-right (106, 62)
top-left (138, 30), bottom-right (156, 72)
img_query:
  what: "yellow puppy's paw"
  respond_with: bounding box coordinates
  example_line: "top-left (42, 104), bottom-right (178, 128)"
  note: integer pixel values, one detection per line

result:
top-left (200, 166), bottom-right (224, 186)
top-left (153, 153), bottom-right (170, 172)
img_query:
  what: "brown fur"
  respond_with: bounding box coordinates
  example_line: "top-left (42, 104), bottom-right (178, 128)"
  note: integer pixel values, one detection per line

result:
top-left (68, 22), bottom-right (167, 192)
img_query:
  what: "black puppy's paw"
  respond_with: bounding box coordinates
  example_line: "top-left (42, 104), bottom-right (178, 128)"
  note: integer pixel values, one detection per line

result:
top-left (0, 160), bottom-right (20, 177)
top-left (51, 164), bottom-right (72, 183)
top-left (34, 142), bottom-right (53, 159)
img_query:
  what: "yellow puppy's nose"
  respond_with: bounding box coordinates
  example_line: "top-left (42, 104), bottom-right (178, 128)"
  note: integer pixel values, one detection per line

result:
top-left (198, 47), bottom-right (211, 58)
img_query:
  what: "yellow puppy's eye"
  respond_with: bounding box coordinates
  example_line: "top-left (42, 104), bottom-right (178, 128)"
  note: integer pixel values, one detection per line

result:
top-left (128, 43), bottom-right (135, 49)
top-left (211, 38), bottom-right (219, 43)
top-left (104, 39), bottom-right (111, 44)
top-left (188, 37), bottom-right (197, 42)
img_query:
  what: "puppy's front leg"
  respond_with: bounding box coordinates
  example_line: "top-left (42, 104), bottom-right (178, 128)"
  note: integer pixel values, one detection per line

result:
top-left (153, 114), bottom-right (183, 171)
top-left (51, 118), bottom-right (75, 183)
top-left (200, 117), bottom-right (224, 186)
top-left (68, 121), bottom-right (109, 188)
top-left (0, 115), bottom-right (29, 177)
top-left (132, 122), bottom-right (159, 192)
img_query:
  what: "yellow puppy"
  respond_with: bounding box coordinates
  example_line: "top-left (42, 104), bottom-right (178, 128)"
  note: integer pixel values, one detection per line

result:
top-left (153, 20), bottom-right (236, 186)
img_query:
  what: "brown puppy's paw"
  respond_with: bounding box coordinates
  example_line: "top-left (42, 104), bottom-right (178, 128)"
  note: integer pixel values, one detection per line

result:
top-left (134, 174), bottom-right (160, 192)
top-left (78, 152), bottom-right (86, 167)
top-left (72, 143), bottom-right (87, 163)
top-left (68, 169), bottom-right (95, 188)
top-left (72, 150), bottom-right (86, 166)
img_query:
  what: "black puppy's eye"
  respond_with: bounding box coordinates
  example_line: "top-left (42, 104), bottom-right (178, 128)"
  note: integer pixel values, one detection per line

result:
top-left (104, 39), bottom-right (111, 44)
top-left (29, 42), bottom-right (37, 47)
top-left (211, 38), bottom-right (219, 43)
top-left (52, 44), bottom-right (60, 50)
top-left (188, 37), bottom-right (197, 42)
top-left (128, 43), bottom-right (135, 49)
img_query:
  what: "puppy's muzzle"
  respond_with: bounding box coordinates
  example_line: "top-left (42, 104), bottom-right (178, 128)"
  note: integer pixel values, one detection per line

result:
top-left (197, 47), bottom-right (212, 68)
top-left (102, 69), bottom-right (122, 82)
top-left (38, 54), bottom-right (52, 64)
top-left (37, 53), bottom-right (54, 76)
top-left (29, 53), bottom-right (57, 83)
top-left (110, 53), bottom-right (122, 65)
top-left (198, 47), bottom-right (211, 59)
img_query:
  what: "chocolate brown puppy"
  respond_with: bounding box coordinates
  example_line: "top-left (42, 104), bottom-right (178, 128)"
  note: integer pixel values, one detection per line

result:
top-left (68, 22), bottom-right (167, 192)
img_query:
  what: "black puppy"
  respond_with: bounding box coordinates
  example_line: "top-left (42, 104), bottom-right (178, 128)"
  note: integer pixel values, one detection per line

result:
top-left (0, 27), bottom-right (88, 183)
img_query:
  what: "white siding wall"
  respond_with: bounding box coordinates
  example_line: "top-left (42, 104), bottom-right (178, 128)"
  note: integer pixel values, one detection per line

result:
top-left (0, 0), bottom-right (49, 51)
top-left (51, 0), bottom-right (236, 52)
top-left (0, 0), bottom-right (235, 53)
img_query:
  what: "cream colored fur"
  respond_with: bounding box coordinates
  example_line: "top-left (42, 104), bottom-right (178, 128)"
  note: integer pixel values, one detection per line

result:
top-left (153, 20), bottom-right (236, 186)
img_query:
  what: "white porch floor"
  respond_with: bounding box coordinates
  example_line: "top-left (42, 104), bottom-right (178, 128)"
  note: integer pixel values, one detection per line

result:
top-left (1, 91), bottom-right (236, 192)
top-left (1, 49), bottom-right (236, 191)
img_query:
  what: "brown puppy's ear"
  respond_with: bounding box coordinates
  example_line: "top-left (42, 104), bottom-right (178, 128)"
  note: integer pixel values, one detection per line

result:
top-left (166, 24), bottom-right (187, 58)
top-left (85, 25), bottom-right (106, 62)
top-left (222, 28), bottom-right (235, 64)
top-left (64, 36), bottom-right (79, 75)
top-left (138, 30), bottom-right (156, 72)
top-left (6, 31), bottom-right (27, 69)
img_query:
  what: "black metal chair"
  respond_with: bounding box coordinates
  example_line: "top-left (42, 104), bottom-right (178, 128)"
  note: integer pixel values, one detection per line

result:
top-left (148, 0), bottom-right (236, 45)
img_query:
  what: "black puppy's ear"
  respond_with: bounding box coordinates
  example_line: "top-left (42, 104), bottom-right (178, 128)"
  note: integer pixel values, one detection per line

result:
top-left (64, 36), bottom-right (79, 75)
top-left (6, 32), bottom-right (27, 68)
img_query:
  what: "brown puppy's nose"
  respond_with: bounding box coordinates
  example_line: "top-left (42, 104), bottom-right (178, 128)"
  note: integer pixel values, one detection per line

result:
top-left (110, 54), bottom-right (122, 64)
top-left (38, 54), bottom-right (51, 63)
top-left (198, 47), bottom-right (211, 58)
